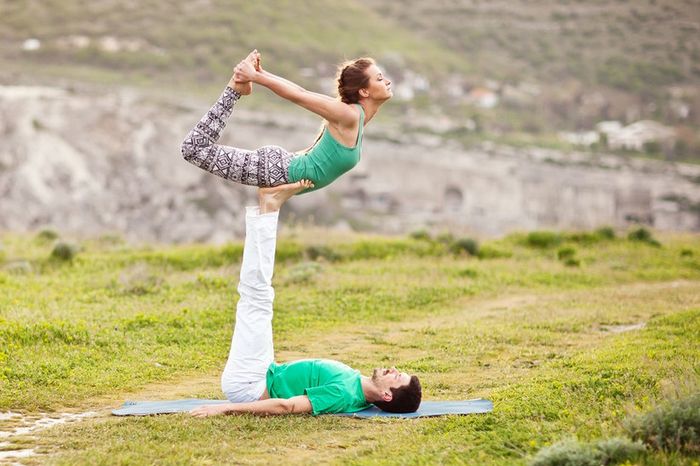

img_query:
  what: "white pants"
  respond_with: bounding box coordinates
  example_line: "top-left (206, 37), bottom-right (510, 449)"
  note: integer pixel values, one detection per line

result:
top-left (221, 206), bottom-right (278, 402)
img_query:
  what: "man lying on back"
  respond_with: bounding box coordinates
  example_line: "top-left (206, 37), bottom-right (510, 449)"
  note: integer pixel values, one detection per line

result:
top-left (190, 180), bottom-right (421, 417)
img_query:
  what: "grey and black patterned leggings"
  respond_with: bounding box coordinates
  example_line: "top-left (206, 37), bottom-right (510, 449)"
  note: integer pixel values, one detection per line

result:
top-left (181, 87), bottom-right (294, 187)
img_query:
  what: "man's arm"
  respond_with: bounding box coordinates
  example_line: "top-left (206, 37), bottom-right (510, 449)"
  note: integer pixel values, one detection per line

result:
top-left (190, 396), bottom-right (313, 417)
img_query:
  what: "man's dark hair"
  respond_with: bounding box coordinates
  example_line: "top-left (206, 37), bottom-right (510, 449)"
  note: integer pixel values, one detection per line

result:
top-left (373, 376), bottom-right (422, 413)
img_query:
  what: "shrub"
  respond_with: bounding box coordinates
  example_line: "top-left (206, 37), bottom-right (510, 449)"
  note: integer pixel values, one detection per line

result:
top-left (450, 237), bottom-right (479, 256)
top-left (557, 247), bottom-right (576, 261)
top-left (477, 245), bottom-right (513, 259)
top-left (457, 268), bottom-right (478, 278)
top-left (627, 228), bottom-right (661, 247)
top-left (680, 249), bottom-right (694, 258)
top-left (563, 258), bottom-right (580, 267)
top-left (36, 229), bottom-right (59, 242)
top-left (595, 226), bottom-right (616, 240)
top-left (530, 437), bottom-right (645, 466)
top-left (409, 229), bottom-right (432, 241)
top-left (526, 231), bottom-right (563, 248)
top-left (119, 263), bottom-right (164, 295)
top-left (50, 242), bottom-right (79, 262)
top-left (565, 228), bottom-right (615, 244)
top-left (624, 392), bottom-right (700, 453)
top-left (564, 232), bottom-right (598, 244)
top-left (305, 245), bottom-right (341, 262)
top-left (284, 261), bottom-right (323, 285)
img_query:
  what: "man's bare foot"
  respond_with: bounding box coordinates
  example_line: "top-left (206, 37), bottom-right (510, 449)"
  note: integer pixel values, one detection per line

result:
top-left (258, 179), bottom-right (314, 214)
top-left (229, 51), bottom-right (260, 96)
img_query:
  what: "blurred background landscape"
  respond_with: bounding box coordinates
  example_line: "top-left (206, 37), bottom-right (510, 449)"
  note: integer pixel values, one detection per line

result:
top-left (1, 0), bottom-right (699, 241)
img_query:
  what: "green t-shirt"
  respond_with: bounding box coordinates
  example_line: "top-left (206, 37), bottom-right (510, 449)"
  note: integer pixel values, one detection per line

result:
top-left (266, 359), bottom-right (370, 415)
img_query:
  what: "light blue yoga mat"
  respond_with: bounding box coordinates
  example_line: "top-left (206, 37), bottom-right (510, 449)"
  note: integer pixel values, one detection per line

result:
top-left (112, 399), bottom-right (493, 418)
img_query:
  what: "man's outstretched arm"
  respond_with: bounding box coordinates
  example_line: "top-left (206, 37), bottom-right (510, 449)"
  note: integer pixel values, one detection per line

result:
top-left (190, 395), bottom-right (313, 417)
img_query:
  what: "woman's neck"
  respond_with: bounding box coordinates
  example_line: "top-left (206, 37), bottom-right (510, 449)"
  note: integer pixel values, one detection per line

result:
top-left (358, 99), bottom-right (382, 124)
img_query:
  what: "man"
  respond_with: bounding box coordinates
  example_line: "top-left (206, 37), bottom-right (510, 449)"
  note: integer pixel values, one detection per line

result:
top-left (191, 180), bottom-right (421, 417)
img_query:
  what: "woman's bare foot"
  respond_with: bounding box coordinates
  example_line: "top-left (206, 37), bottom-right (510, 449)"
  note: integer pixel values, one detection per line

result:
top-left (258, 179), bottom-right (314, 214)
top-left (229, 51), bottom-right (260, 95)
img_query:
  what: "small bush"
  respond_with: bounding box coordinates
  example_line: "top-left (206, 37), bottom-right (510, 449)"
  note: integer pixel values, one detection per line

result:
top-left (594, 437), bottom-right (646, 464)
top-left (477, 245), bottom-right (513, 259)
top-left (680, 248), bottom-right (694, 258)
top-left (118, 263), bottom-right (164, 295)
top-left (557, 247), bottom-right (576, 261)
top-left (530, 437), bottom-right (645, 466)
top-left (457, 268), bottom-right (478, 278)
top-left (36, 229), bottom-right (59, 242)
top-left (563, 258), bottom-right (580, 267)
top-left (624, 392), bottom-right (700, 453)
top-left (595, 226), bottom-right (616, 240)
top-left (565, 232), bottom-right (598, 244)
top-left (409, 229), bottom-right (432, 241)
top-left (450, 237), bottom-right (479, 256)
top-left (526, 231), bottom-right (563, 248)
top-left (50, 242), bottom-right (79, 262)
top-left (627, 228), bottom-right (661, 247)
top-left (305, 245), bottom-right (341, 262)
top-left (284, 261), bottom-right (322, 285)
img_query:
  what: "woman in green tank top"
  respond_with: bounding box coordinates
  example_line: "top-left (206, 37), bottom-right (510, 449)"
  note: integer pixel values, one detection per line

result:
top-left (181, 50), bottom-right (392, 194)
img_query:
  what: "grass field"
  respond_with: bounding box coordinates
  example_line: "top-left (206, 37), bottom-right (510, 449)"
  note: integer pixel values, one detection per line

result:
top-left (1, 226), bottom-right (699, 464)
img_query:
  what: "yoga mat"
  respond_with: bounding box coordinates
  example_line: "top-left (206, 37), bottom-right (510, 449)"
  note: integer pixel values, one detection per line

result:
top-left (112, 398), bottom-right (493, 418)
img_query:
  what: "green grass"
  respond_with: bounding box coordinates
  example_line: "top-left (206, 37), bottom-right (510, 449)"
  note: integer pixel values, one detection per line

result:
top-left (1, 228), bottom-right (699, 464)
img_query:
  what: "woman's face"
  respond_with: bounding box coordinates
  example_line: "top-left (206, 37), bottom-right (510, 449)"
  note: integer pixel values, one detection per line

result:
top-left (362, 64), bottom-right (392, 102)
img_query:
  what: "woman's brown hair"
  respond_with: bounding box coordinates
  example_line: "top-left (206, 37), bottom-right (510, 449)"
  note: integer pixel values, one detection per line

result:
top-left (336, 57), bottom-right (375, 104)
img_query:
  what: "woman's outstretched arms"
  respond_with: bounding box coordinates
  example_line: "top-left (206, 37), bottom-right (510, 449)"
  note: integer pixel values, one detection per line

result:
top-left (190, 396), bottom-right (313, 417)
top-left (234, 57), bottom-right (357, 127)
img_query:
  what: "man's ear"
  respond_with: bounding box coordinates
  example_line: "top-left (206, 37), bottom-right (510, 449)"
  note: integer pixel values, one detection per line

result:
top-left (382, 391), bottom-right (393, 402)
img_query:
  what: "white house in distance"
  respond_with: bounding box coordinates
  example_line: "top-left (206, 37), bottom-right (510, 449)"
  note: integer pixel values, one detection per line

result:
top-left (465, 86), bottom-right (499, 108)
top-left (605, 120), bottom-right (676, 151)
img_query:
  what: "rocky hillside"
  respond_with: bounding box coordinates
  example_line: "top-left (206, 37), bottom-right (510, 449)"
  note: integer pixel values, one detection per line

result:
top-left (1, 84), bottom-right (698, 242)
top-left (1, 0), bottom-right (699, 161)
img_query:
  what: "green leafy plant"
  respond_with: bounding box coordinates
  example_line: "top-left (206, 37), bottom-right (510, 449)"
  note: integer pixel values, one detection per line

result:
top-left (628, 228), bottom-right (661, 247)
top-left (450, 237), bottom-right (479, 256)
top-left (624, 392), bottom-right (700, 454)
top-left (50, 242), bottom-right (79, 262)
top-left (525, 231), bottom-right (563, 248)
top-left (530, 437), bottom-right (645, 466)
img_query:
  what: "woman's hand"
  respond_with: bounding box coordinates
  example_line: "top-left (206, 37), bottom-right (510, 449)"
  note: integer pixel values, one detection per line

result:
top-left (234, 50), bottom-right (261, 83)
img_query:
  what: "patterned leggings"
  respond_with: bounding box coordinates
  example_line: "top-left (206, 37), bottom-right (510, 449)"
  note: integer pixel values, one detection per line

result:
top-left (181, 87), bottom-right (294, 187)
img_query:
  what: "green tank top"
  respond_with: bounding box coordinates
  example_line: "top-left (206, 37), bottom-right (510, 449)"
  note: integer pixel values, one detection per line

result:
top-left (288, 104), bottom-right (364, 193)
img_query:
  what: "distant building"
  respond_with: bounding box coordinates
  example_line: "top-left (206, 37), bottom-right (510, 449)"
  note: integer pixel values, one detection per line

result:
top-left (22, 38), bottom-right (41, 51)
top-left (392, 70), bottom-right (430, 102)
top-left (595, 120), bottom-right (623, 136)
top-left (606, 120), bottom-right (676, 151)
top-left (466, 86), bottom-right (499, 109)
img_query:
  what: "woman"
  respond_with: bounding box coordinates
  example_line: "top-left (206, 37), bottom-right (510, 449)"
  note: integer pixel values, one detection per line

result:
top-left (181, 50), bottom-right (392, 193)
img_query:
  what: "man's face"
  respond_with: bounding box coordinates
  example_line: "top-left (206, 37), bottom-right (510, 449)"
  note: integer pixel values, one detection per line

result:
top-left (371, 367), bottom-right (411, 393)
